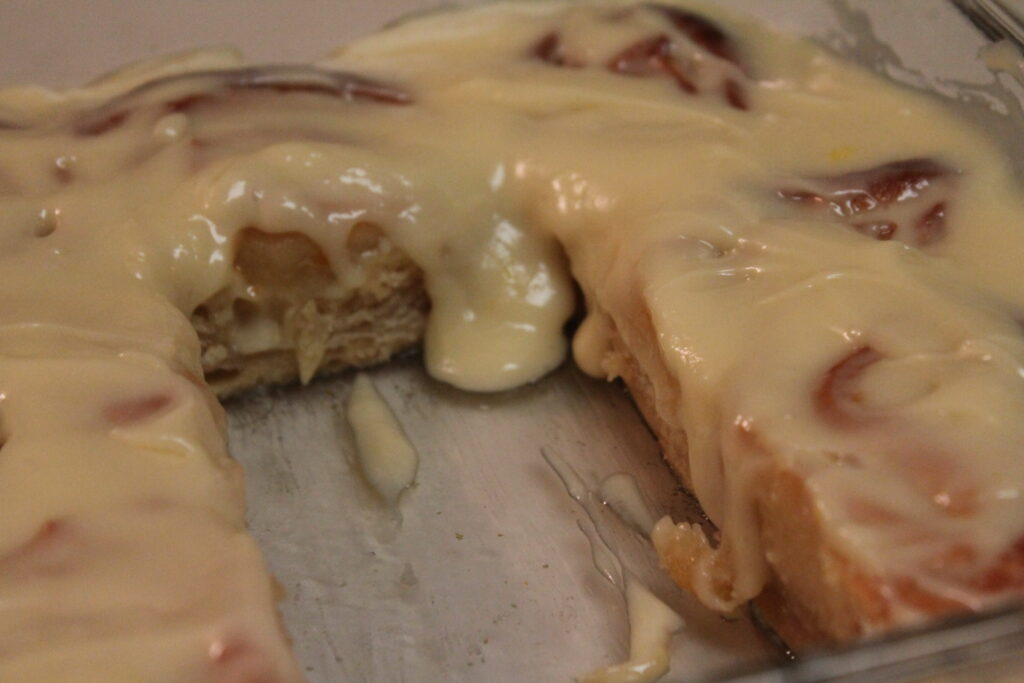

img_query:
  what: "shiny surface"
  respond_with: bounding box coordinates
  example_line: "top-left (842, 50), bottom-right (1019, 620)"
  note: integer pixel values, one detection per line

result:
top-left (345, 373), bottom-right (419, 505)
top-left (1, 1), bottom-right (1024, 681)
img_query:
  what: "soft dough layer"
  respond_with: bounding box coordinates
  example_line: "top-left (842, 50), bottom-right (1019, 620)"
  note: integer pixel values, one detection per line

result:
top-left (1, 0), bottom-right (1024, 677)
top-left (192, 227), bottom-right (428, 396)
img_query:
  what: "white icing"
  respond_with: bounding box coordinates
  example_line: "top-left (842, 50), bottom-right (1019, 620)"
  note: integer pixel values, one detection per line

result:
top-left (0, 0), bottom-right (1022, 677)
top-left (345, 373), bottom-right (418, 505)
top-left (580, 578), bottom-right (685, 683)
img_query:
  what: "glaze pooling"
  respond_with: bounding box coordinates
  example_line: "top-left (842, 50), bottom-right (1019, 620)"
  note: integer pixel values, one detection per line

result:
top-left (1, 0), bottom-right (1024, 677)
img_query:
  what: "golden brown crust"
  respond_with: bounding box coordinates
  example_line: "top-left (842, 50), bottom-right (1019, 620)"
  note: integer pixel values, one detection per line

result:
top-left (602, 299), bottom-right (886, 647)
top-left (754, 469), bottom-right (884, 645)
top-left (598, 294), bottom-right (1024, 647)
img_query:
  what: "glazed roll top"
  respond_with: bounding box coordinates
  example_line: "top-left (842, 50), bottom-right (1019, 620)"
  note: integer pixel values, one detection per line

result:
top-left (0, 0), bottom-right (1023, 677)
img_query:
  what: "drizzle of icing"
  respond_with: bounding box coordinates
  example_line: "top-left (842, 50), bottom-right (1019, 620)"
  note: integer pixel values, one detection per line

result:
top-left (544, 451), bottom-right (683, 682)
top-left (0, 0), bottom-right (1022, 676)
top-left (345, 372), bottom-right (419, 506)
top-left (580, 577), bottom-right (685, 683)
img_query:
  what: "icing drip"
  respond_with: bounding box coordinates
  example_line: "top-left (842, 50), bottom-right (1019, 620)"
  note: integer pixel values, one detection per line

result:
top-left (345, 372), bottom-right (419, 506)
top-left (1, 0), bottom-right (1023, 676)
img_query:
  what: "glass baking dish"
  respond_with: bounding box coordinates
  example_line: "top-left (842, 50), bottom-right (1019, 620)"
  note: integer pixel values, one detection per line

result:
top-left (2, 1), bottom-right (1023, 680)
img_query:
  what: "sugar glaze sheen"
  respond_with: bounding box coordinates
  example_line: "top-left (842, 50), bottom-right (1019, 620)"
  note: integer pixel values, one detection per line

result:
top-left (0, 0), bottom-right (1023, 679)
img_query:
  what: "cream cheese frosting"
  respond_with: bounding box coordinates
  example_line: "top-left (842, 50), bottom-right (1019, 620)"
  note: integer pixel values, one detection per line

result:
top-left (1, 0), bottom-right (1024, 678)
